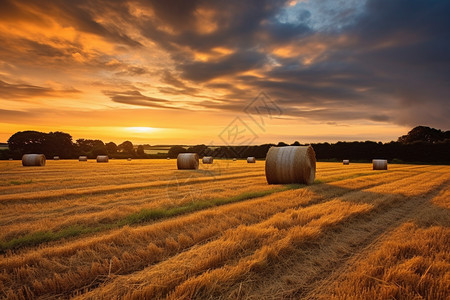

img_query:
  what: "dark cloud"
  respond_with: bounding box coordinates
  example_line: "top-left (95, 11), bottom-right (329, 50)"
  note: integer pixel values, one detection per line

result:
top-left (180, 51), bottom-right (268, 82)
top-left (103, 90), bottom-right (181, 109)
top-left (0, 80), bottom-right (80, 100)
top-left (0, 109), bottom-right (34, 121)
top-left (0, 0), bottom-right (141, 47)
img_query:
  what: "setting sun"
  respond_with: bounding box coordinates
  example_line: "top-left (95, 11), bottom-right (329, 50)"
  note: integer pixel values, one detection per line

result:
top-left (125, 127), bottom-right (158, 134)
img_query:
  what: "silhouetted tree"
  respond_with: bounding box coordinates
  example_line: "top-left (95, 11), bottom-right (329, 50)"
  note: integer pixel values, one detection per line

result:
top-left (76, 139), bottom-right (106, 157)
top-left (398, 126), bottom-right (449, 144)
top-left (8, 131), bottom-right (47, 155)
top-left (105, 142), bottom-right (118, 155)
top-left (45, 132), bottom-right (75, 158)
top-left (168, 145), bottom-right (186, 158)
top-left (136, 145), bottom-right (145, 157)
top-left (8, 130), bottom-right (75, 158)
top-left (118, 141), bottom-right (134, 154)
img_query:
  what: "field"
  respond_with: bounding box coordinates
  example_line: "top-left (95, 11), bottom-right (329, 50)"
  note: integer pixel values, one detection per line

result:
top-left (0, 160), bottom-right (449, 299)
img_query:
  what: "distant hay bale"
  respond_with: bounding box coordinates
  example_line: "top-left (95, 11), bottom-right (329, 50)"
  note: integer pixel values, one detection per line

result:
top-left (22, 154), bottom-right (46, 167)
top-left (233, 158), bottom-right (237, 161)
top-left (79, 156), bottom-right (88, 161)
top-left (202, 156), bottom-right (213, 164)
top-left (97, 155), bottom-right (109, 163)
top-left (247, 157), bottom-right (256, 163)
top-left (373, 159), bottom-right (388, 170)
top-left (53, 156), bottom-right (60, 160)
top-left (8, 158), bottom-right (13, 161)
top-left (265, 146), bottom-right (316, 185)
top-left (167, 157), bottom-right (170, 160)
top-left (343, 160), bottom-right (349, 165)
top-left (127, 158), bottom-right (132, 161)
top-left (177, 153), bottom-right (199, 170)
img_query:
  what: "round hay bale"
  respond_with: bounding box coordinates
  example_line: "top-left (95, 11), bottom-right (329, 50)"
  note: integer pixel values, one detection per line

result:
top-left (53, 156), bottom-right (60, 160)
top-left (265, 146), bottom-right (316, 185)
top-left (127, 158), bottom-right (132, 161)
top-left (97, 155), bottom-right (109, 163)
top-left (167, 157), bottom-right (170, 160)
top-left (373, 159), bottom-right (387, 170)
top-left (232, 158), bottom-right (237, 161)
top-left (247, 157), bottom-right (256, 163)
top-left (202, 156), bottom-right (213, 164)
top-left (343, 159), bottom-right (349, 165)
top-left (22, 154), bottom-right (46, 166)
top-left (8, 158), bottom-right (13, 160)
top-left (79, 156), bottom-right (88, 161)
top-left (177, 153), bottom-right (199, 170)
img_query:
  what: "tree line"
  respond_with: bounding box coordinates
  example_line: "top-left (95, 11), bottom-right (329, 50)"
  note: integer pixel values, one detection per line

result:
top-left (1, 126), bottom-right (449, 164)
top-left (2, 131), bottom-right (146, 160)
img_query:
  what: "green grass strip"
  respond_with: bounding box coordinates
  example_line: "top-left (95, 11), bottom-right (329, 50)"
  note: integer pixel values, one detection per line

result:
top-left (0, 184), bottom-right (302, 253)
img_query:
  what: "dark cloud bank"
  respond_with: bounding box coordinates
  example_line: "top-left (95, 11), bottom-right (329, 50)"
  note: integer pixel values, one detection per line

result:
top-left (136, 0), bottom-right (450, 129)
top-left (2, 0), bottom-right (449, 129)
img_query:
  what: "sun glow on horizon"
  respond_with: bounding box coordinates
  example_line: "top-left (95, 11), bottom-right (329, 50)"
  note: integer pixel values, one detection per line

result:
top-left (126, 127), bottom-right (158, 133)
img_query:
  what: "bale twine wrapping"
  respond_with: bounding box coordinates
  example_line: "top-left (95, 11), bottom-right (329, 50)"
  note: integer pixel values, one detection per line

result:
top-left (343, 160), bottom-right (349, 165)
top-left (54, 156), bottom-right (60, 160)
top-left (247, 157), bottom-right (256, 163)
top-left (177, 153), bottom-right (199, 170)
top-left (79, 156), bottom-right (88, 161)
top-left (97, 155), bottom-right (109, 163)
top-left (202, 156), bottom-right (213, 164)
top-left (265, 146), bottom-right (316, 185)
top-left (22, 154), bottom-right (46, 166)
top-left (373, 159), bottom-right (387, 170)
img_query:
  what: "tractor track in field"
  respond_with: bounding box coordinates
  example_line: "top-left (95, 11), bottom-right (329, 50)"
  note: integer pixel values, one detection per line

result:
top-left (251, 179), bottom-right (450, 300)
top-left (63, 173), bottom-right (429, 299)
top-left (0, 172), bottom-right (262, 204)
top-left (0, 173), bottom-right (417, 299)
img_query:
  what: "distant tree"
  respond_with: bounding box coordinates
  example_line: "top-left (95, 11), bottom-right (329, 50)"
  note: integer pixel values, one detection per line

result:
top-left (8, 131), bottom-right (47, 154)
top-left (105, 142), bottom-right (118, 155)
top-left (45, 132), bottom-right (75, 158)
top-left (187, 144), bottom-right (208, 156)
top-left (168, 145), bottom-right (186, 158)
top-left (398, 126), bottom-right (449, 144)
top-left (276, 142), bottom-right (288, 147)
top-left (136, 145), bottom-right (145, 157)
top-left (118, 141), bottom-right (134, 154)
top-left (76, 139), bottom-right (106, 157)
top-left (291, 141), bottom-right (301, 146)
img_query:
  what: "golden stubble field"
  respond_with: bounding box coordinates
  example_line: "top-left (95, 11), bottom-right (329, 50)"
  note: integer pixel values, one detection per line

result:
top-left (0, 159), bottom-right (449, 299)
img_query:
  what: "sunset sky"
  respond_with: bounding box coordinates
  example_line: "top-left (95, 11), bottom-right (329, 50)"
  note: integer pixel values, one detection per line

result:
top-left (1, 0), bottom-right (449, 145)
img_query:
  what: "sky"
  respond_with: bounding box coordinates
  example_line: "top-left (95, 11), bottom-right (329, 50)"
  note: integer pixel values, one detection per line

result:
top-left (0, 0), bottom-right (449, 145)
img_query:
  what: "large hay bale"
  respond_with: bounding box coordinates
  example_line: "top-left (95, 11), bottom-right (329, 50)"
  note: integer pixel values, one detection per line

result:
top-left (79, 156), bottom-right (88, 161)
top-left (247, 157), bottom-right (256, 163)
top-left (22, 154), bottom-right (46, 166)
top-left (177, 153), bottom-right (199, 169)
top-left (265, 146), bottom-right (316, 185)
top-left (373, 159), bottom-right (387, 170)
top-left (97, 155), bottom-right (109, 163)
top-left (202, 156), bottom-right (213, 164)
top-left (53, 156), bottom-right (60, 160)
top-left (343, 159), bottom-right (349, 165)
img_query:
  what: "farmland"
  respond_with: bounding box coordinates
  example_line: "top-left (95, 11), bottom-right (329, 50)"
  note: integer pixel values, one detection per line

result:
top-left (0, 160), bottom-right (449, 299)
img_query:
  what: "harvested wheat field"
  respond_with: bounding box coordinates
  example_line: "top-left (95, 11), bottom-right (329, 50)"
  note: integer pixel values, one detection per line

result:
top-left (0, 160), bottom-right (449, 299)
